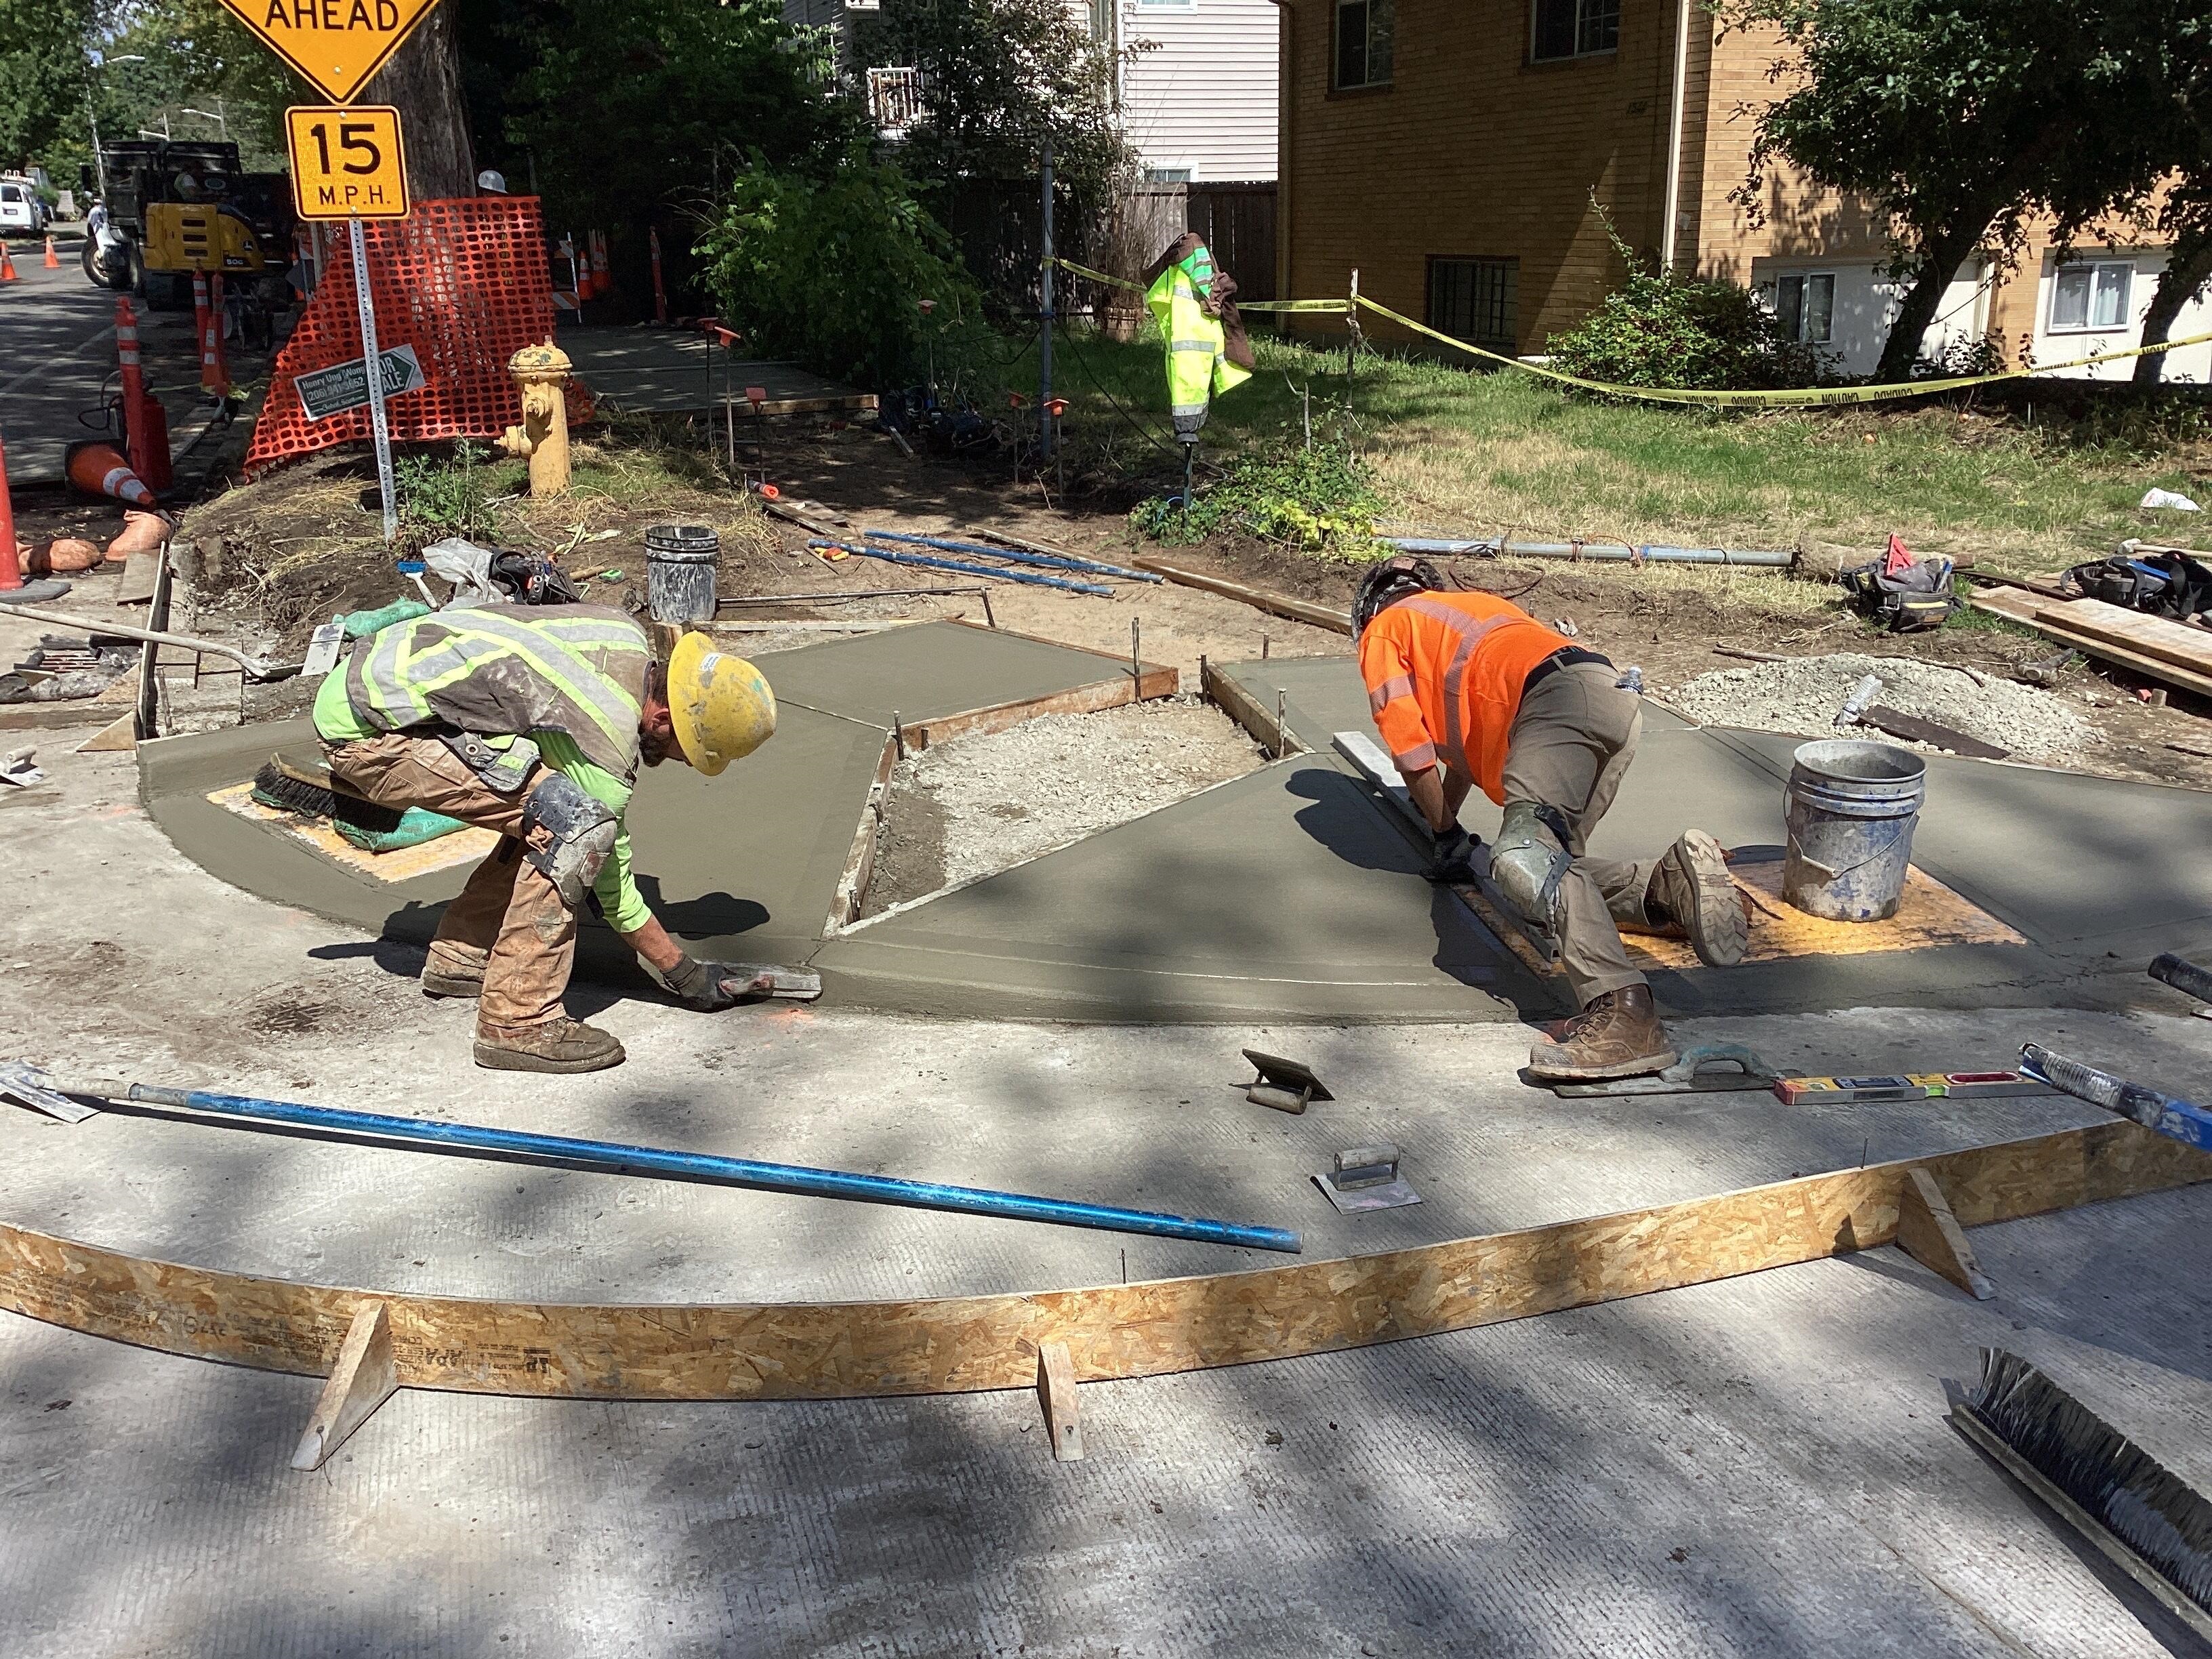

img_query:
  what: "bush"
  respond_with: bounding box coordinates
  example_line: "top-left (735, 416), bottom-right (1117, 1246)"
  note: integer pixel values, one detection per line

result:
top-left (1544, 267), bottom-right (1831, 392)
top-left (1132, 440), bottom-right (1386, 553)
top-left (695, 152), bottom-right (980, 388)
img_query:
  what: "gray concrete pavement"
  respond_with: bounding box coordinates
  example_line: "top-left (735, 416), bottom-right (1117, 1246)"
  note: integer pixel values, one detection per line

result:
top-left (0, 234), bottom-right (224, 485)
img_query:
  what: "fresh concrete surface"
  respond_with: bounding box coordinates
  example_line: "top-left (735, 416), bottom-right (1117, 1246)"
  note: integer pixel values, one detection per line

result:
top-left (6, 675), bottom-right (2212, 1656)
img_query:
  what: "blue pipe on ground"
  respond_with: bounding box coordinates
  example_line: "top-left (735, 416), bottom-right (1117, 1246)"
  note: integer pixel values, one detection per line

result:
top-left (811, 540), bottom-right (1113, 598)
top-left (863, 529), bottom-right (1163, 583)
top-left (77, 1078), bottom-right (1302, 1253)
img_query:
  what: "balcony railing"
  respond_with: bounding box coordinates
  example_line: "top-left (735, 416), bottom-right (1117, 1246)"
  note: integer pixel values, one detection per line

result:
top-left (867, 67), bottom-right (924, 135)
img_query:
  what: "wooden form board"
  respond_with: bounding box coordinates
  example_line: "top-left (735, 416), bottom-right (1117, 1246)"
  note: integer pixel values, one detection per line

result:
top-left (1200, 659), bottom-right (1301, 758)
top-left (1970, 588), bottom-right (2212, 699)
top-left (0, 1120), bottom-right (2200, 1401)
top-left (1133, 557), bottom-right (1353, 636)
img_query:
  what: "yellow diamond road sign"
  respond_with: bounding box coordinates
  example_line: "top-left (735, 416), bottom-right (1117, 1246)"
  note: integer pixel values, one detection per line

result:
top-left (218, 0), bottom-right (445, 106)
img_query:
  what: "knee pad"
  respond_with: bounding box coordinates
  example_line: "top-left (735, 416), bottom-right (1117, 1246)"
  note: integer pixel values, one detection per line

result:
top-left (520, 773), bottom-right (619, 910)
top-left (1489, 800), bottom-right (1573, 930)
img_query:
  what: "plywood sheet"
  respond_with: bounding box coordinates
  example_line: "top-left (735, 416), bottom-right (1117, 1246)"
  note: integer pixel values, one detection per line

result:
top-left (0, 1120), bottom-right (2199, 1401)
top-left (1624, 859), bottom-right (2026, 971)
top-left (208, 781), bottom-right (499, 883)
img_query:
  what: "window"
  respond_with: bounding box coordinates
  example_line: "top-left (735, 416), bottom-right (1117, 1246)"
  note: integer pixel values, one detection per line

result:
top-left (1531, 0), bottom-right (1618, 61)
top-left (1143, 167), bottom-right (1193, 183)
top-left (2050, 260), bottom-right (2133, 332)
top-left (1774, 272), bottom-right (1834, 344)
top-left (1427, 257), bottom-right (1519, 350)
top-left (1139, 0), bottom-right (1195, 9)
top-left (1333, 0), bottom-right (1393, 89)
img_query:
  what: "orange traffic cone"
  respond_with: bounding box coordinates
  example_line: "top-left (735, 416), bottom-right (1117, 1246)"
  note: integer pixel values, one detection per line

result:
top-left (0, 245), bottom-right (18, 283)
top-left (42, 235), bottom-right (59, 269)
top-left (65, 442), bottom-right (161, 509)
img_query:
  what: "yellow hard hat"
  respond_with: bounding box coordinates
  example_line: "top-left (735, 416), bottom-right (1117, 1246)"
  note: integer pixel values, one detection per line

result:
top-left (667, 632), bottom-right (775, 777)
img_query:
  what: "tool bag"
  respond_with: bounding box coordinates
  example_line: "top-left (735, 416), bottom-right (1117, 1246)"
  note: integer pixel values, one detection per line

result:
top-left (1839, 535), bottom-right (1957, 632)
top-left (2060, 550), bottom-right (2212, 619)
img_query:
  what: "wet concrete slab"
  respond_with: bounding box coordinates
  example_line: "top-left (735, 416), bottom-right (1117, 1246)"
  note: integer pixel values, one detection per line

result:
top-left (768, 620), bottom-right (1141, 726)
top-left (815, 760), bottom-right (1532, 1023)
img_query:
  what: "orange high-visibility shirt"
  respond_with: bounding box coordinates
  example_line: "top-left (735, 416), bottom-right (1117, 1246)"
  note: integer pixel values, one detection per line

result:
top-left (1357, 591), bottom-right (1571, 805)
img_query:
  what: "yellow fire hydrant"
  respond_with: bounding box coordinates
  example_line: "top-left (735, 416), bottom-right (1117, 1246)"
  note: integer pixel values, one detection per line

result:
top-left (499, 340), bottom-right (573, 496)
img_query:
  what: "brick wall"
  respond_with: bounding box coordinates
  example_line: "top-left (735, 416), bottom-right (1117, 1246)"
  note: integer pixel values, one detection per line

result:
top-left (1278, 0), bottom-right (1683, 354)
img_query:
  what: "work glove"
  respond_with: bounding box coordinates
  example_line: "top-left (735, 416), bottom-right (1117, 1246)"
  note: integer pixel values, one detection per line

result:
top-left (659, 954), bottom-right (776, 1012)
top-left (1425, 823), bottom-right (1477, 885)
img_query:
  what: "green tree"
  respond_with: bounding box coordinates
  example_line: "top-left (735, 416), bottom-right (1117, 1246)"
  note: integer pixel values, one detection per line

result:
top-left (857, 0), bottom-right (1133, 220)
top-left (695, 150), bottom-right (977, 384)
top-left (0, 0), bottom-right (94, 171)
top-left (1727, 0), bottom-right (2184, 384)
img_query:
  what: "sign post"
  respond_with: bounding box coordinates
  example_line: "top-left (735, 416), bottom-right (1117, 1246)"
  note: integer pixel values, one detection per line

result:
top-left (220, 0), bottom-right (443, 542)
top-left (285, 104), bottom-right (412, 542)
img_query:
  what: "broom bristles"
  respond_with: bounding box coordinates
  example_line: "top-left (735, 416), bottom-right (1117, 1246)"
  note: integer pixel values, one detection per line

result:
top-left (1967, 1348), bottom-right (2212, 1612)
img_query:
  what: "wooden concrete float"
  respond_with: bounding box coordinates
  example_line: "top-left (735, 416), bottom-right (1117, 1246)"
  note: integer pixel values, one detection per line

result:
top-left (3, 1119), bottom-right (2202, 1405)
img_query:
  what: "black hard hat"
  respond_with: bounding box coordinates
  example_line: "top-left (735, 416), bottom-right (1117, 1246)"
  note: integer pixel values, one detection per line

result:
top-left (1353, 554), bottom-right (1441, 637)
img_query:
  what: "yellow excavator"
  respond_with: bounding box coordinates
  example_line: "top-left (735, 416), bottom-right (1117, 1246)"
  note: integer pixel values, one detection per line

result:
top-left (85, 140), bottom-right (295, 320)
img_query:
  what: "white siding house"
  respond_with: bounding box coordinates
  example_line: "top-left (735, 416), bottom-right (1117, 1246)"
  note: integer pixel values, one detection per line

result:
top-left (1110, 0), bottom-right (1279, 182)
top-left (1748, 249), bottom-right (2212, 384)
top-left (783, 0), bottom-right (1278, 182)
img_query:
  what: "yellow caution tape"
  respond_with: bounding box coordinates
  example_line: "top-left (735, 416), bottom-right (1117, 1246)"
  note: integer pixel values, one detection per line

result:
top-left (1354, 293), bottom-right (2212, 409)
top-left (1048, 258), bottom-right (1346, 313)
top-left (1047, 258), bottom-right (2211, 407)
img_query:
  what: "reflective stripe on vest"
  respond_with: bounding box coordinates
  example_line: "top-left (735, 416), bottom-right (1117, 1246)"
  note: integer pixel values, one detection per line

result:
top-left (350, 609), bottom-right (648, 773)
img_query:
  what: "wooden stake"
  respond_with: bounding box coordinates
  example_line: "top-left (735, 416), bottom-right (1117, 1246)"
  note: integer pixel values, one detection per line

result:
top-left (1037, 1338), bottom-right (1084, 1461)
top-left (291, 1300), bottom-right (399, 1471)
top-left (1896, 1166), bottom-right (1995, 1299)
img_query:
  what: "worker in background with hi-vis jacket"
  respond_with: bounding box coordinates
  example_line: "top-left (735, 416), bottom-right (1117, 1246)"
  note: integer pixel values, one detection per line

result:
top-left (1353, 556), bottom-right (1748, 1082)
top-left (313, 604), bottom-right (779, 1075)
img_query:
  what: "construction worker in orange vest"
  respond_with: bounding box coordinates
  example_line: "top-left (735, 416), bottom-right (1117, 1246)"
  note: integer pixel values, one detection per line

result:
top-left (1355, 555), bottom-right (1747, 1082)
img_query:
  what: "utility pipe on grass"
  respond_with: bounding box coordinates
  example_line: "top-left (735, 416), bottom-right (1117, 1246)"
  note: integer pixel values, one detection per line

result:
top-left (1387, 537), bottom-right (1795, 569)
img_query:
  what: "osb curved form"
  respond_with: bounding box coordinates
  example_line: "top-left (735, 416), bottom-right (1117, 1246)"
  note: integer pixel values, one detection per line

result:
top-left (2, 1121), bottom-right (2203, 1399)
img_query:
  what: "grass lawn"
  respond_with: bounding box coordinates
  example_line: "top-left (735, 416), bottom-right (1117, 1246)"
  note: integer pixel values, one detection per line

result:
top-left (1003, 326), bottom-right (2211, 577)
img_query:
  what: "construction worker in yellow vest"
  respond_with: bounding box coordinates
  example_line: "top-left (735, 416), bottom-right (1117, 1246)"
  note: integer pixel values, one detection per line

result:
top-left (1145, 233), bottom-right (1253, 441)
top-left (313, 605), bottom-right (778, 1074)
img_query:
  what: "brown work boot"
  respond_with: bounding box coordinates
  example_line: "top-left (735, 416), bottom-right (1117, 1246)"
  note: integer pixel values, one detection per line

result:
top-left (421, 966), bottom-right (483, 999)
top-left (473, 1017), bottom-right (626, 1074)
top-left (1525, 985), bottom-right (1677, 1082)
top-left (1645, 830), bottom-right (1750, 968)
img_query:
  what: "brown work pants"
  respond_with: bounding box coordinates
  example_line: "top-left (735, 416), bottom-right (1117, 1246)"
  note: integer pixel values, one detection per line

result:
top-left (1498, 662), bottom-right (1659, 1007)
top-left (323, 732), bottom-right (574, 1036)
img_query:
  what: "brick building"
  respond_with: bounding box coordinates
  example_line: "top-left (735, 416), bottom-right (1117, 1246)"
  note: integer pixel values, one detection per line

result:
top-left (1273, 0), bottom-right (2211, 381)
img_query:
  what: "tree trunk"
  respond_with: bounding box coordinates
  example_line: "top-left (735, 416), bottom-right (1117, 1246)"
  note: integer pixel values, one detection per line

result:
top-left (1875, 228), bottom-right (1978, 384)
top-left (2133, 227), bottom-right (2212, 385)
top-left (363, 6), bottom-right (476, 202)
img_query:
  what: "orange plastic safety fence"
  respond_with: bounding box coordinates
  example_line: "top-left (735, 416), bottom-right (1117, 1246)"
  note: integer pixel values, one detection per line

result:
top-left (246, 196), bottom-right (594, 475)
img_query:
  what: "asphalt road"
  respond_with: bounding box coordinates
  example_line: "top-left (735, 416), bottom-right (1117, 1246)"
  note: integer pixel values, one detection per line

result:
top-left (0, 230), bottom-right (217, 486)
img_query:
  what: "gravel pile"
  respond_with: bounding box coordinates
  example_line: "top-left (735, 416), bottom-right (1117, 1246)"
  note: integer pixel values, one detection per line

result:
top-left (1666, 651), bottom-right (2095, 762)
top-left (863, 696), bottom-right (1268, 913)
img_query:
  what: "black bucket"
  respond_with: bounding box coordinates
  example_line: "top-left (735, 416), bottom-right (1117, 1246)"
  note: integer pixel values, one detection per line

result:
top-left (645, 524), bottom-right (718, 625)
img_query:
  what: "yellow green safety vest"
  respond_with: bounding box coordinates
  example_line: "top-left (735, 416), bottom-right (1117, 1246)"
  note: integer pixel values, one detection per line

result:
top-left (344, 603), bottom-right (653, 781)
top-left (1145, 245), bottom-right (1252, 441)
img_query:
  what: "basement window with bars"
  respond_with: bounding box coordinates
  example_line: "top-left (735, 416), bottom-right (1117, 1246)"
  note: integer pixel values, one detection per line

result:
top-left (1774, 272), bottom-right (1834, 344)
top-left (1531, 0), bottom-right (1618, 61)
top-left (1334, 0), bottom-right (1393, 89)
top-left (2049, 260), bottom-right (2133, 332)
top-left (1427, 257), bottom-right (1519, 352)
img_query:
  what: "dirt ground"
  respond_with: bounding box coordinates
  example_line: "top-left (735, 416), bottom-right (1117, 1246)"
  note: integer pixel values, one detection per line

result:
top-left (64, 411), bottom-right (2209, 796)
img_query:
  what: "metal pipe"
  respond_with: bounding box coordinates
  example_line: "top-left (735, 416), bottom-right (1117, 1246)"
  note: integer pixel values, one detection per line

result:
top-left (811, 540), bottom-right (1113, 598)
top-left (716, 586), bottom-right (989, 607)
top-left (1040, 138), bottom-right (1054, 460)
top-left (862, 528), bottom-right (1162, 583)
top-left (2018, 1044), bottom-right (2212, 1154)
top-left (1387, 537), bottom-right (1795, 569)
top-left (52, 1075), bottom-right (1303, 1253)
top-left (0, 599), bottom-right (298, 678)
